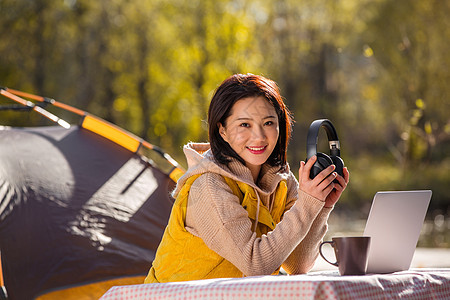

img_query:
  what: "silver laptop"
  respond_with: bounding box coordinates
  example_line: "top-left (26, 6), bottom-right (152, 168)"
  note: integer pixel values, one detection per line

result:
top-left (363, 190), bottom-right (432, 274)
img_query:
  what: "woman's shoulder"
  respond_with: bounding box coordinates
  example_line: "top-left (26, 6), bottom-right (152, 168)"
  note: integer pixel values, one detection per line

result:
top-left (188, 172), bottom-right (245, 222)
top-left (191, 172), bottom-right (228, 189)
top-left (187, 172), bottom-right (241, 201)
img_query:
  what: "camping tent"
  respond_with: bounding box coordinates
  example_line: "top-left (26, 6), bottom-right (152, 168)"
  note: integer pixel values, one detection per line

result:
top-left (0, 88), bottom-right (182, 299)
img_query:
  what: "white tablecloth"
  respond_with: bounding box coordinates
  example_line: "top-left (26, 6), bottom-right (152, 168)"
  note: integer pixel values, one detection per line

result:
top-left (100, 268), bottom-right (450, 299)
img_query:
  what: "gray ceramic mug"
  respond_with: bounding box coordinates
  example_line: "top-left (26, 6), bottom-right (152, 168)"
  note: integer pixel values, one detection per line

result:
top-left (319, 236), bottom-right (371, 275)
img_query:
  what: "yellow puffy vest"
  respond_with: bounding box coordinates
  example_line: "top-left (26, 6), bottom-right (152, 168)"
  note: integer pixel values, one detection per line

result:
top-left (144, 174), bottom-right (288, 283)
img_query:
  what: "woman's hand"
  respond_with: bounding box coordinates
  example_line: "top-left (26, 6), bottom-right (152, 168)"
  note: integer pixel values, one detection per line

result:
top-left (299, 155), bottom-right (350, 208)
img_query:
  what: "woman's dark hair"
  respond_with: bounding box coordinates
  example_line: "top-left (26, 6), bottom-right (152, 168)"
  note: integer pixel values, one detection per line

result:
top-left (208, 73), bottom-right (293, 167)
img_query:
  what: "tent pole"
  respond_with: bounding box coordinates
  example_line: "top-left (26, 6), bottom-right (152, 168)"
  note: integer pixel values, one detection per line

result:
top-left (0, 252), bottom-right (7, 299)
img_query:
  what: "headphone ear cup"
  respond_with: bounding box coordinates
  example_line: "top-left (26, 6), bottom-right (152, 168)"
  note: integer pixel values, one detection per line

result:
top-left (331, 156), bottom-right (344, 178)
top-left (310, 152), bottom-right (333, 179)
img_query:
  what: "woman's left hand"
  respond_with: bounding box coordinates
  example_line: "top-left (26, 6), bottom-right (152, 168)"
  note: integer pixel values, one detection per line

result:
top-left (324, 167), bottom-right (349, 208)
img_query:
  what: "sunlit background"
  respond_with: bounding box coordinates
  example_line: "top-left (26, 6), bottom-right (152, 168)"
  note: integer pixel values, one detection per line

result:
top-left (1, 0), bottom-right (449, 248)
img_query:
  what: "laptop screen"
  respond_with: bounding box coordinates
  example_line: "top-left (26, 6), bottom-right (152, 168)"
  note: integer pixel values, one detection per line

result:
top-left (363, 190), bottom-right (432, 274)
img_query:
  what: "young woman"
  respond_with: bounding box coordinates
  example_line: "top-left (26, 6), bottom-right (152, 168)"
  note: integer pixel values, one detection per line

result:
top-left (144, 74), bottom-right (349, 283)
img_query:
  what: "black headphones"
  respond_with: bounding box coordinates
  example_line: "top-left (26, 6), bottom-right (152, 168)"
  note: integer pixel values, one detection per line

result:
top-left (306, 119), bottom-right (344, 180)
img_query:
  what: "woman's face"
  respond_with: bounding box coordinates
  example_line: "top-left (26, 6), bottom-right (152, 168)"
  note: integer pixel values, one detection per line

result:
top-left (219, 96), bottom-right (279, 177)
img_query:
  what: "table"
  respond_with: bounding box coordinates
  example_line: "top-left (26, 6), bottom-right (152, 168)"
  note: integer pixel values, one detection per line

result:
top-left (100, 269), bottom-right (450, 299)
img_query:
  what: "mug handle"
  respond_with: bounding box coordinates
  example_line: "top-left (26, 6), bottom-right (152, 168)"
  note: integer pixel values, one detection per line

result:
top-left (319, 241), bottom-right (338, 267)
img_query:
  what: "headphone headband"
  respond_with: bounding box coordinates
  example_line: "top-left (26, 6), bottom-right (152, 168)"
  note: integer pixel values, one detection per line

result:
top-left (306, 119), bottom-right (340, 159)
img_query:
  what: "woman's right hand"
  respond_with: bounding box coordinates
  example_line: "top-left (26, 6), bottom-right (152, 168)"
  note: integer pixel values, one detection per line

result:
top-left (298, 155), bottom-right (337, 203)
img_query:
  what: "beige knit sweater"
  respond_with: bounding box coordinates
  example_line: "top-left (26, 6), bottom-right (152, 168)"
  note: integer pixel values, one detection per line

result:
top-left (174, 143), bottom-right (332, 276)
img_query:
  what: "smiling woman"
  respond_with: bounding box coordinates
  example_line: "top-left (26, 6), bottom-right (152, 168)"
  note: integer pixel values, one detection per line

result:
top-left (218, 96), bottom-right (280, 181)
top-left (208, 74), bottom-right (292, 171)
top-left (144, 74), bottom-right (349, 284)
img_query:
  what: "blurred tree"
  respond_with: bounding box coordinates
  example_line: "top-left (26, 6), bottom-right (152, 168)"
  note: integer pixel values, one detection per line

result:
top-left (350, 0), bottom-right (450, 209)
top-left (362, 0), bottom-right (449, 160)
top-left (0, 0), bottom-right (448, 214)
top-left (253, 0), bottom-right (374, 178)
